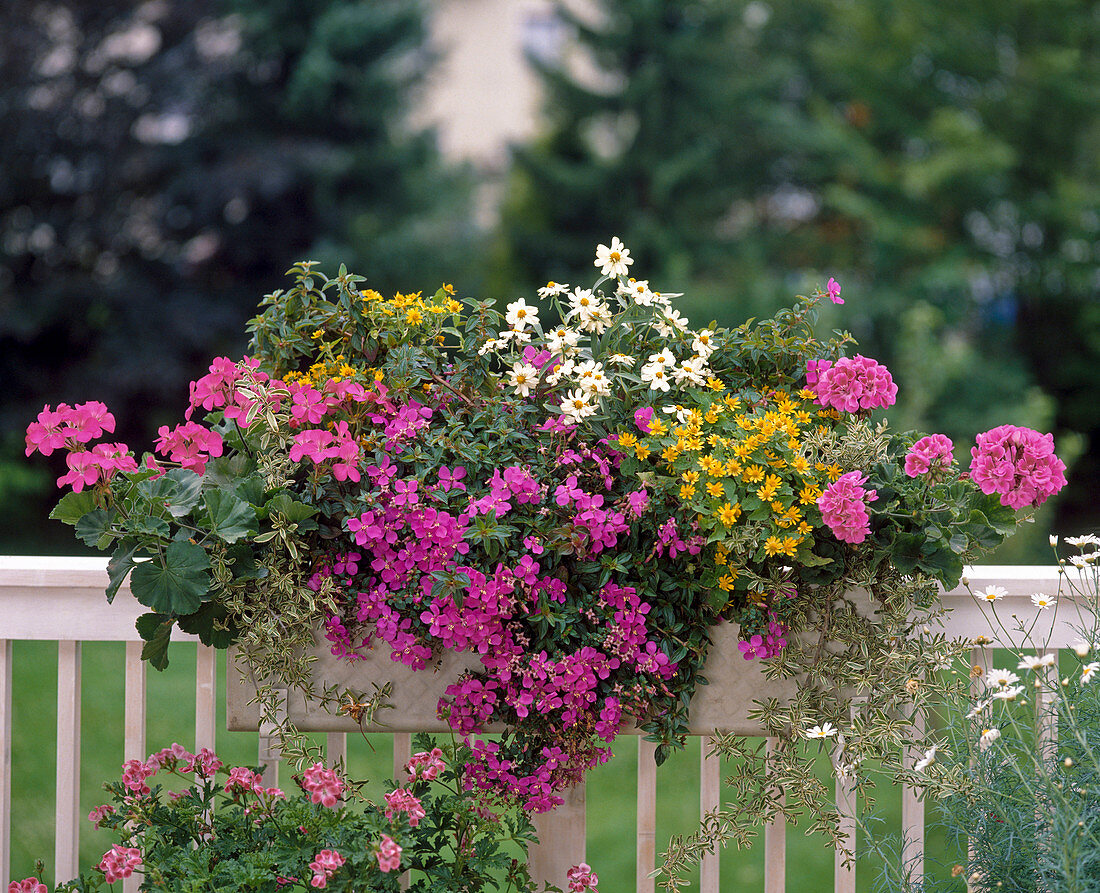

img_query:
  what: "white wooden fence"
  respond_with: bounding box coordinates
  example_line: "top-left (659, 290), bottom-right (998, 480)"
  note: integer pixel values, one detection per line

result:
top-left (0, 557), bottom-right (1077, 892)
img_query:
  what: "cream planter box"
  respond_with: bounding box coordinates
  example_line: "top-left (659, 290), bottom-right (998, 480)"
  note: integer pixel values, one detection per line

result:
top-left (226, 620), bottom-right (799, 736)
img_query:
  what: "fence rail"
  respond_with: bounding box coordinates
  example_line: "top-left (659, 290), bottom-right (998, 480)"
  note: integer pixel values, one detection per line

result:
top-left (0, 557), bottom-right (1074, 892)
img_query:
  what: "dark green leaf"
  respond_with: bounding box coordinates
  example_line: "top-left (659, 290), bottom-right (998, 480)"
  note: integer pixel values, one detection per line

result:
top-left (75, 509), bottom-right (112, 548)
top-left (106, 542), bottom-right (142, 604)
top-left (176, 601), bottom-right (239, 649)
top-left (136, 614), bottom-right (174, 671)
top-left (203, 490), bottom-right (258, 544)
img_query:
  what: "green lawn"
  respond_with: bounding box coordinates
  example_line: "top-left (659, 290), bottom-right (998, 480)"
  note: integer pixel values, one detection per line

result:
top-left (8, 641), bottom-right (964, 890)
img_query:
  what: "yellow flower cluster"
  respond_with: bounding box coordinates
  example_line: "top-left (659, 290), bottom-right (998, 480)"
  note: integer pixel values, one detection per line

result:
top-left (617, 389), bottom-right (838, 596)
top-left (359, 285), bottom-right (463, 326)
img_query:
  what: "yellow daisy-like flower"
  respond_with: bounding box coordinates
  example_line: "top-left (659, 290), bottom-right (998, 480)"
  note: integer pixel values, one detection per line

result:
top-left (799, 484), bottom-right (822, 505)
top-left (781, 536), bottom-right (800, 557)
top-left (718, 572), bottom-right (739, 592)
top-left (406, 308), bottom-right (424, 326)
top-left (704, 407), bottom-right (721, 425)
top-left (742, 465), bottom-right (765, 484)
top-left (757, 474), bottom-right (782, 501)
top-left (764, 536), bottom-right (785, 557)
top-left (681, 470), bottom-right (700, 485)
top-left (718, 502), bottom-right (742, 526)
top-left (662, 445), bottom-right (681, 464)
top-left (775, 396), bottom-right (798, 415)
top-left (797, 520), bottom-right (813, 536)
top-left (707, 377), bottom-right (726, 392)
top-left (723, 395), bottom-right (742, 411)
top-left (699, 454), bottom-right (724, 476)
top-left (648, 419), bottom-right (668, 436)
top-left (680, 483), bottom-right (697, 500)
top-left (446, 298), bottom-right (463, 314)
top-left (634, 443), bottom-right (651, 461)
top-left (617, 432), bottom-right (639, 449)
top-left (724, 458), bottom-right (743, 477)
top-left (791, 456), bottom-right (811, 475)
top-left (825, 464), bottom-right (843, 481)
top-left (714, 544), bottom-right (730, 566)
top-left (311, 329), bottom-right (325, 339)
top-left (705, 481), bottom-right (724, 498)
top-left (442, 283), bottom-right (455, 295)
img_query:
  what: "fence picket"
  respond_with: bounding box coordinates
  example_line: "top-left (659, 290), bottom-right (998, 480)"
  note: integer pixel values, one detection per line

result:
top-left (195, 645), bottom-right (217, 754)
top-left (764, 737), bottom-right (785, 893)
top-left (55, 641), bottom-right (81, 886)
top-left (1, 640), bottom-right (11, 891)
top-left (901, 709), bottom-right (926, 883)
top-left (699, 736), bottom-right (721, 892)
top-left (122, 643), bottom-right (146, 893)
top-left (636, 738), bottom-right (656, 893)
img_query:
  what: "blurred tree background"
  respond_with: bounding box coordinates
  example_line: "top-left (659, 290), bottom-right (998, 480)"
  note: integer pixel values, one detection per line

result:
top-left (2, 0), bottom-right (1098, 552)
top-left (0, 0), bottom-right (477, 551)
top-left (498, 0), bottom-right (1100, 551)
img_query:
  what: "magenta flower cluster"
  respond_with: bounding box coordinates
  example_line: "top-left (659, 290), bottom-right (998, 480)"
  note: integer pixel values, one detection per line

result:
top-left (737, 616), bottom-right (789, 660)
top-left (24, 401), bottom-right (138, 491)
top-left (817, 471), bottom-right (878, 545)
top-left (969, 424), bottom-right (1068, 510)
top-left (809, 355), bottom-right (898, 413)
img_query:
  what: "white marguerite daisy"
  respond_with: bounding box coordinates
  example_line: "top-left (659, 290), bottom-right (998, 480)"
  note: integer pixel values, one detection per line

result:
top-left (594, 237), bottom-right (633, 277)
top-left (1072, 639), bottom-right (1092, 658)
top-left (508, 362), bottom-right (539, 398)
top-left (991, 685), bottom-right (1025, 701)
top-left (1082, 662), bottom-right (1099, 684)
top-left (1065, 534), bottom-right (1100, 547)
top-left (1049, 534), bottom-right (1059, 547)
top-left (986, 669), bottom-right (1020, 689)
top-left (913, 745), bottom-right (938, 772)
top-left (979, 728), bottom-right (1001, 752)
top-left (803, 722), bottom-right (838, 740)
top-left (1030, 592), bottom-right (1055, 610)
top-left (1017, 653), bottom-right (1057, 671)
top-left (980, 585), bottom-right (1008, 602)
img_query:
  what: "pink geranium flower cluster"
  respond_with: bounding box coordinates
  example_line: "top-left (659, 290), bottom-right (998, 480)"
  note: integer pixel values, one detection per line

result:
top-left (25, 401), bottom-right (139, 491)
top-left (376, 834), bottom-right (402, 873)
top-left (300, 762), bottom-right (345, 808)
top-left (567, 862), bottom-right (600, 893)
top-left (308, 849), bottom-right (346, 888)
top-left (8, 879), bottom-right (46, 893)
top-left (969, 424), bottom-right (1068, 510)
top-left (290, 421), bottom-right (362, 482)
top-left (97, 845), bottom-right (142, 884)
top-left (905, 434), bottom-right (954, 479)
top-left (817, 471), bottom-right (878, 545)
top-left (155, 421), bottom-right (224, 474)
top-left (405, 747), bottom-right (445, 782)
top-left (384, 787), bottom-right (426, 826)
top-left (809, 355), bottom-right (897, 413)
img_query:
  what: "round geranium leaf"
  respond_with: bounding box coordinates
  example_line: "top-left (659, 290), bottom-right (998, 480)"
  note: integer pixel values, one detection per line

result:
top-left (129, 541), bottom-right (211, 616)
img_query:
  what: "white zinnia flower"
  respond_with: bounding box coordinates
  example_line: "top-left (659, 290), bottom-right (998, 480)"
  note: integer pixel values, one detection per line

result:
top-left (505, 298), bottom-right (539, 331)
top-left (508, 362), bottom-right (539, 398)
top-left (691, 329), bottom-right (717, 357)
top-left (578, 300), bottom-right (613, 335)
top-left (640, 362), bottom-right (672, 392)
top-left (1030, 592), bottom-right (1055, 610)
top-left (913, 745), bottom-right (938, 772)
top-left (594, 237), bottom-right (633, 277)
top-left (647, 349), bottom-right (675, 367)
top-left (1082, 662), bottom-right (1099, 684)
top-left (546, 326), bottom-right (581, 357)
top-left (979, 585), bottom-right (1008, 602)
top-left (575, 361), bottom-right (611, 397)
top-left (671, 356), bottom-right (708, 387)
top-left (567, 288), bottom-right (597, 318)
top-left (499, 327), bottom-right (531, 345)
top-left (979, 727), bottom-right (1001, 752)
top-left (545, 357), bottom-right (576, 386)
top-left (537, 281), bottom-right (569, 298)
top-left (607, 353), bottom-right (636, 368)
top-left (986, 669), bottom-right (1020, 689)
top-left (653, 308), bottom-right (689, 338)
top-left (1017, 653), bottom-right (1057, 671)
top-left (803, 722), bottom-right (837, 740)
top-left (477, 337), bottom-right (505, 356)
top-left (560, 389), bottom-right (597, 424)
